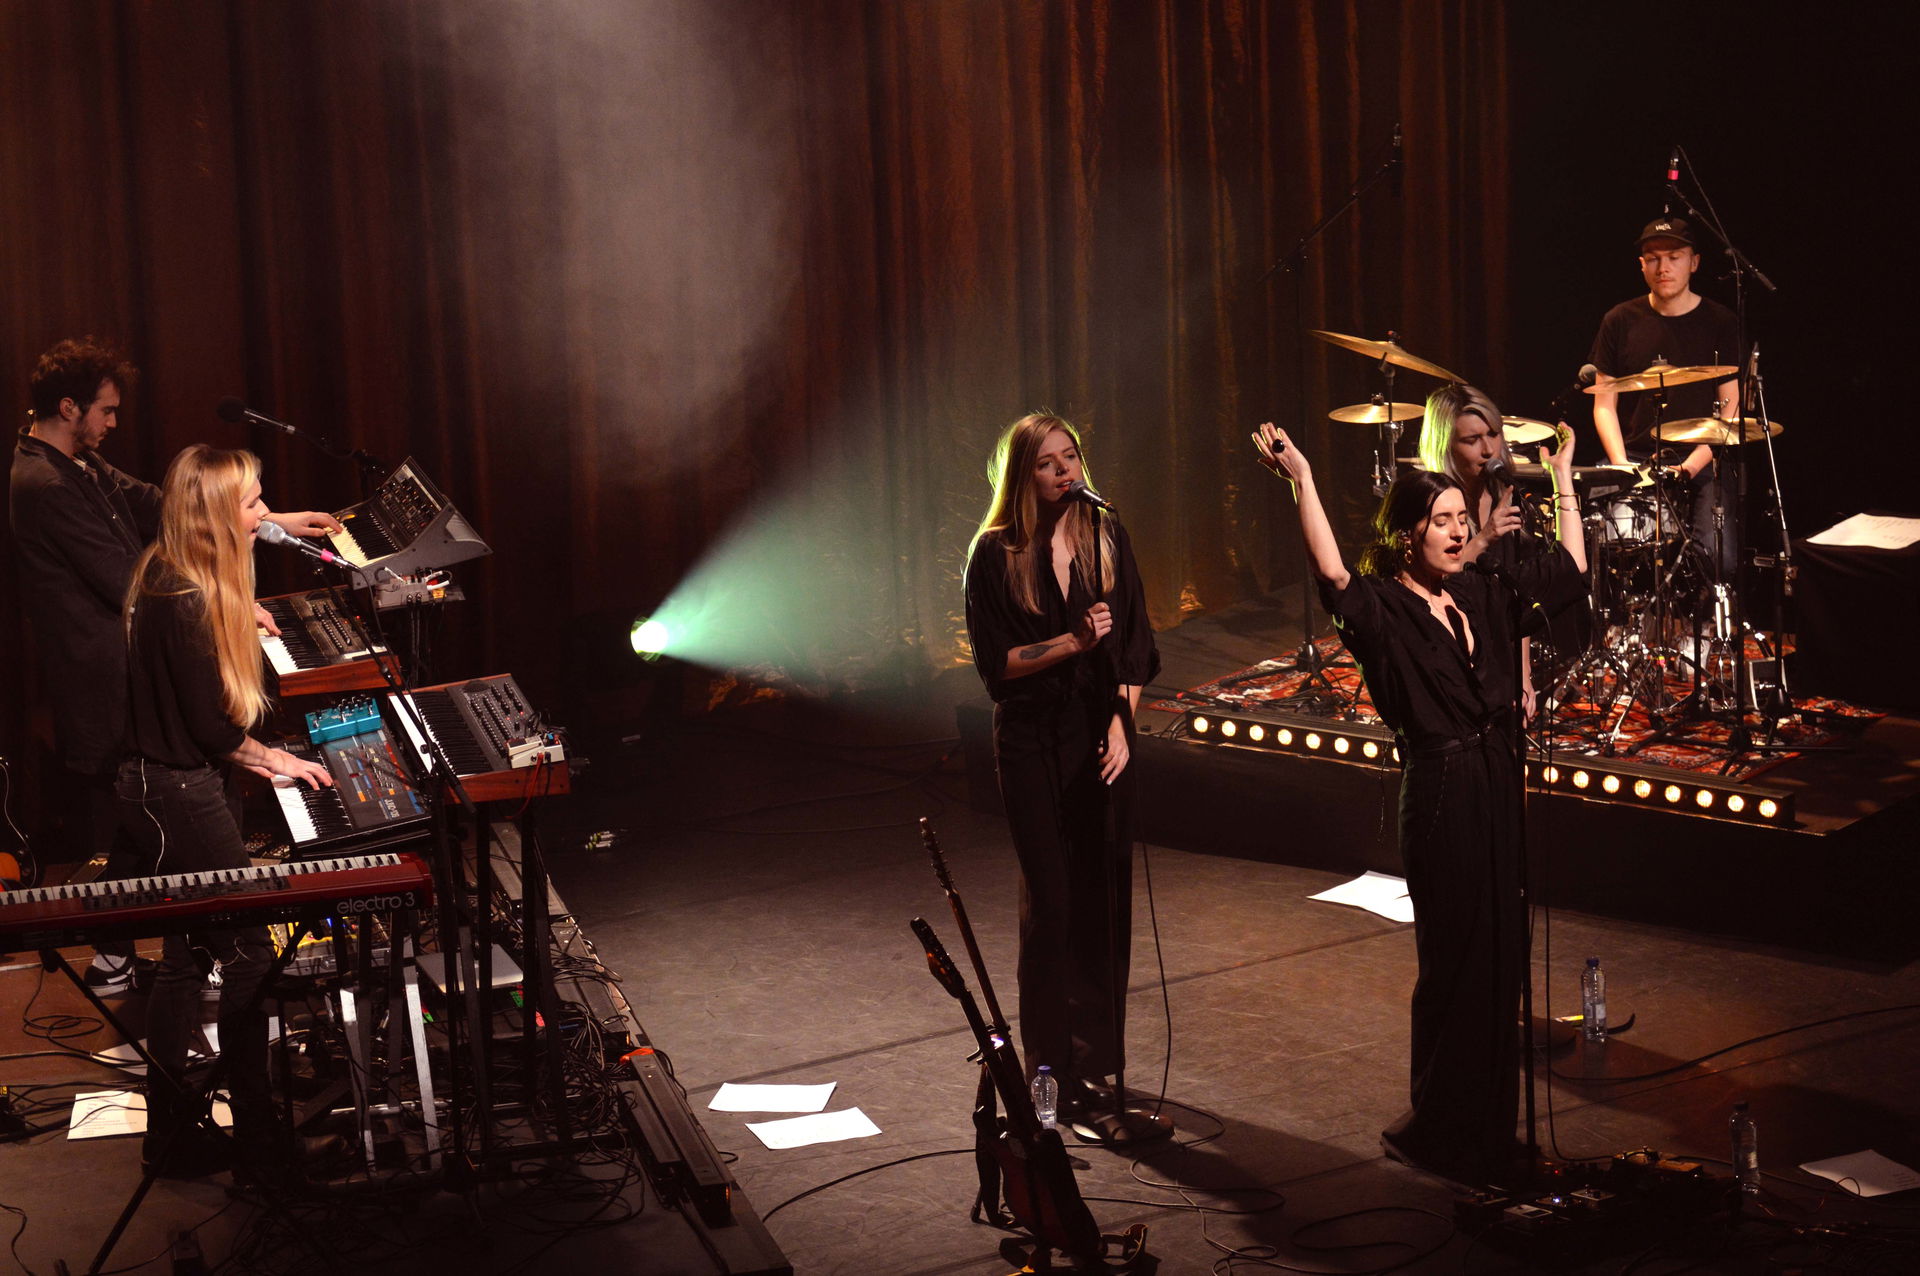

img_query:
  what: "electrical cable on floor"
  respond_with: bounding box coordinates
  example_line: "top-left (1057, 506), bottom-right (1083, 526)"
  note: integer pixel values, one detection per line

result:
top-left (759, 1147), bottom-right (973, 1220)
top-left (1547, 1001), bottom-right (1920, 1088)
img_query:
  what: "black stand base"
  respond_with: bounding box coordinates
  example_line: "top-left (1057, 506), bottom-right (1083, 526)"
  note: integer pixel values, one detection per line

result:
top-left (1067, 1105), bottom-right (1174, 1146)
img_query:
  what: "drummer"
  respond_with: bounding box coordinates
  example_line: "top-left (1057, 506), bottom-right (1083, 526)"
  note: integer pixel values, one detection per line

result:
top-left (1587, 215), bottom-right (1741, 578)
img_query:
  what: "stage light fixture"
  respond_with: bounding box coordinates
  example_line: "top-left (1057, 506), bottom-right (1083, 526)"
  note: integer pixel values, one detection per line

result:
top-left (629, 617), bottom-right (671, 659)
top-left (1663, 784), bottom-right (1682, 804)
top-left (1363, 740), bottom-right (1380, 759)
top-left (1333, 736), bottom-right (1351, 755)
top-left (1220, 719), bottom-right (1238, 738)
top-left (1726, 793), bottom-right (1746, 814)
top-left (1695, 789), bottom-right (1714, 809)
top-left (1304, 732), bottom-right (1322, 750)
top-left (1193, 716), bottom-right (1211, 734)
top-left (1602, 774), bottom-right (1621, 794)
top-left (1759, 799), bottom-right (1778, 819)
top-left (1277, 728), bottom-right (1293, 746)
top-left (1633, 780), bottom-right (1653, 799)
top-left (1572, 770), bottom-right (1591, 789)
top-left (1542, 765), bottom-right (1561, 785)
top-left (1248, 724), bottom-right (1266, 742)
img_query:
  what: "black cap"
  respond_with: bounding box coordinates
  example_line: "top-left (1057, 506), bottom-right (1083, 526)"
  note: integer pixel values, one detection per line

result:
top-left (1637, 216), bottom-right (1696, 250)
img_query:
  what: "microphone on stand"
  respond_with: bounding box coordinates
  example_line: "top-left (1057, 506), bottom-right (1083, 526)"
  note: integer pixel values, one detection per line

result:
top-left (1551, 363), bottom-right (1600, 416)
top-left (1064, 480), bottom-right (1117, 513)
top-left (1391, 122), bottom-right (1404, 197)
top-left (217, 397), bottom-right (297, 435)
top-left (255, 517), bottom-right (343, 564)
top-left (1665, 144), bottom-right (1681, 184)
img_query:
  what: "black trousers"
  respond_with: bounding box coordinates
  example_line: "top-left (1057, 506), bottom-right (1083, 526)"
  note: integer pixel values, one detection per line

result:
top-left (113, 758), bottom-right (274, 1142)
top-left (1384, 735), bottom-right (1526, 1181)
top-left (995, 701), bottom-right (1134, 1083)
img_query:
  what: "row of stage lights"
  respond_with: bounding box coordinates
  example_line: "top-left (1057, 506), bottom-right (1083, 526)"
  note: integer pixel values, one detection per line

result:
top-left (1182, 710), bottom-right (1794, 826)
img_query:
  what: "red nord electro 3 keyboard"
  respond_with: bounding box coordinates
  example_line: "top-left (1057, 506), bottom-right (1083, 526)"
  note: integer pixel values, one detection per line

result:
top-left (0, 853), bottom-right (433, 953)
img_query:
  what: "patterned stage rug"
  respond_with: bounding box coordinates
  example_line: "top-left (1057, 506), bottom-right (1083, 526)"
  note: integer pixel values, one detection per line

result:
top-left (1155, 635), bottom-right (1882, 784)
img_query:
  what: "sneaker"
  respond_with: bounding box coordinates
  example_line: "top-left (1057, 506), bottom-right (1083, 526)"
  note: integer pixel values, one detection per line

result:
top-left (84, 955), bottom-right (157, 997)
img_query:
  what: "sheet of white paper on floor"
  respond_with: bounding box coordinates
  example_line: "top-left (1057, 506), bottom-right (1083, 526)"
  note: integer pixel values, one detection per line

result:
top-left (709, 1082), bottom-right (836, 1113)
top-left (68, 1090), bottom-right (233, 1140)
top-left (1799, 1149), bottom-right (1920, 1197)
top-left (1309, 871), bottom-right (1415, 924)
top-left (745, 1107), bottom-right (881, 1150)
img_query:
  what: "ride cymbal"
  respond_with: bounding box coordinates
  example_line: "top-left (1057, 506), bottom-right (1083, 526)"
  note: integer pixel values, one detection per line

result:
top-left (1585, 363), bottom-right (1738, 394)
top-left (1652, 416), bottom-right (1784, 446)
top-left (1309, 329), bottom-right (1464, 383)
top-left (1329, 401), bottom-right (1425, 424)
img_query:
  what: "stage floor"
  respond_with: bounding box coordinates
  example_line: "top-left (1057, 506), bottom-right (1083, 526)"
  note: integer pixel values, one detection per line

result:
top-left (5, 650), bottom-right (1919, 1273)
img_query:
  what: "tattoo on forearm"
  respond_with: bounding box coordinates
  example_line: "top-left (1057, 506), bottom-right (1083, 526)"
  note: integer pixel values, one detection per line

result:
top-left (1018, 641), bottom-right (1056, 662)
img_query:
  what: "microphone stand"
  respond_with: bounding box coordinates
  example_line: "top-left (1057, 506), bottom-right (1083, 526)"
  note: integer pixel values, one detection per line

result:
top-left (1257, 128), bottom-right (1402, 703)
top-left (1662, 149), bottom-right (1776, 754)
top-left (1080, 502), bottom-right (1173, 1146)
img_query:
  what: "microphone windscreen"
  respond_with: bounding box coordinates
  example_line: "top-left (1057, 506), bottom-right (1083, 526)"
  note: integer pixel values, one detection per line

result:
top-left (216, 396), bottom-right (248, 424)
top-left (254, 518), bottom-right (298, 547)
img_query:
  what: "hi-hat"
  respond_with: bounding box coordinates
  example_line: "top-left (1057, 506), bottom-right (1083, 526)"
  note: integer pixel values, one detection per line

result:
top-left (1329, 401), bottom-right (1424, 424)
top-left (1309, 329), bottom-right (1463, 383)
top-left (1586, 363), bottom-right (1738, 394)
top-left (1652, 416), bottom-right (1784, 446)
top-left (1501, 415), bottom-right (1557, 446)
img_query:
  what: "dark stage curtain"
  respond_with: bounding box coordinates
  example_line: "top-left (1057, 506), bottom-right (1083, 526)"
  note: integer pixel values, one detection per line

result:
top-left (2, 1), bottom-right (1509, 827)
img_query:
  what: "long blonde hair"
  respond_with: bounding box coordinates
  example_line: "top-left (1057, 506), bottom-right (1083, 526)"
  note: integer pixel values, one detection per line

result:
top-left (967, 412), bottom-right (1116, 614)
top-left (126, 445), bottom-right (270, 729)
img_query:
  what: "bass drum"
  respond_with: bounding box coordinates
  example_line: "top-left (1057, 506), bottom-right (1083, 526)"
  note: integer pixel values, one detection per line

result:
top-left (1598, 488), bottom-right (1684, 546)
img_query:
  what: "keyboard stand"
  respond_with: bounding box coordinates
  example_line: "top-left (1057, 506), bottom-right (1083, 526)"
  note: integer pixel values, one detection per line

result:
top-left (62, 923), bottom-right (342, 1275)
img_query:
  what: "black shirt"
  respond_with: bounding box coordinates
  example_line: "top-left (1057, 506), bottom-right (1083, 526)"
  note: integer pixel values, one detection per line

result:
top-left (124, 573), bottom-right (250, 769)
top-left (8, 430), bottom-right (162, 772)
top-left (964, 519), bottom-right (1159, 736)
top-left (1320, 550), bottom-right (1583, 751)
top-left (1588, 296), bottom-right (1741, 450)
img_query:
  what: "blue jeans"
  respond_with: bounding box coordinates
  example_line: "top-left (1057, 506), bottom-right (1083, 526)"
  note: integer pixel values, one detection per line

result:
top-left (113, 759), bottom-right (274, 1143)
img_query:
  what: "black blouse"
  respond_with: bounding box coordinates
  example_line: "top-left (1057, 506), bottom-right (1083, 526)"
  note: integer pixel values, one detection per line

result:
top-left (1320, 548), bottom-right (1583, 751)
top-left (125, 575), bottom-right (250, 769)
top-left (964, 518), bottom-right (1159, 720)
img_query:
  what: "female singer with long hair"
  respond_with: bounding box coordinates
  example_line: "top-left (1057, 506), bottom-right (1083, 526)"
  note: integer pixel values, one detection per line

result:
top-left (1252, 419), bottom-right (1585, 1187)
top-left (116, 444), bottom-right (332, 1178)
top-left (964, 413), bottom-right (1158, 1125)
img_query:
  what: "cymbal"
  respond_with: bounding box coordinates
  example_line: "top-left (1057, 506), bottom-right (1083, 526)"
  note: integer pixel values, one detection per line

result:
top-left (1501, 415), bottom-right (1557, 446)
top-left (1586, 363), bottom-right (1738, 394)
top-left (1309, 329), bottom-right (1463, 383)
top-left (1329, 401), bottom-right (1424, 424)
top-left (1504, 460), bottom-right (1638, 496)
top-left (1652, 416), bottom-right (1784, 446)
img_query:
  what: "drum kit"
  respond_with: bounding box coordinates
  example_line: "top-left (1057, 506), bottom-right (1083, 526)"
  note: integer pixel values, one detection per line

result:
top-left (1309, 330), bottom-right (1797, 760)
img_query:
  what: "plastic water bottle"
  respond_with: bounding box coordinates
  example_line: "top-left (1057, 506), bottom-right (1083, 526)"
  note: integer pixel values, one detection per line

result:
top-left (1730, 1102), bottom-right (1760, 1196)
top-left (1581, 957), bottom-right (1607, 1042)
top-left (1031, 1065), bottom-right (1058, 1131)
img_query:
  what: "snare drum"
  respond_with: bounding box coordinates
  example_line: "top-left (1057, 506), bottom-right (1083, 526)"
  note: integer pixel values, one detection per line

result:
top-left (1599, 489), bottom-right (1682, 545)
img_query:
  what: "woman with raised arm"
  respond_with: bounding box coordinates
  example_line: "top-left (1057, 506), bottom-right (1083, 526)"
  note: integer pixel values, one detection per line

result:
top-left (964, 413), bottom-right (1158, 1127)
top-left (1252, 419), bottom-right (1585, 1187)
top-left (116, 445), bottom-right (333, 1180)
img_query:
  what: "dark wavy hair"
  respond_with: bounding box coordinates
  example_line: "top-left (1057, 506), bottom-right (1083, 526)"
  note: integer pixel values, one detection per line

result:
top-left (1356, 469), bottom-right (1462, 578)
top-left (29, 337), bottom-right (136, 423)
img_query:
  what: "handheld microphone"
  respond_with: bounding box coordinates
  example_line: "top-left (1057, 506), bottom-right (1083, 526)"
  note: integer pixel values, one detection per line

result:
top-left (1064, 480), bottom-right (1117, 513)
top-left (255, 517), bottom-right (342, 564)
top-left (1666, 145), bottom-right (1681, 184)
top-left (216, 396), bottom-right (296, 435)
